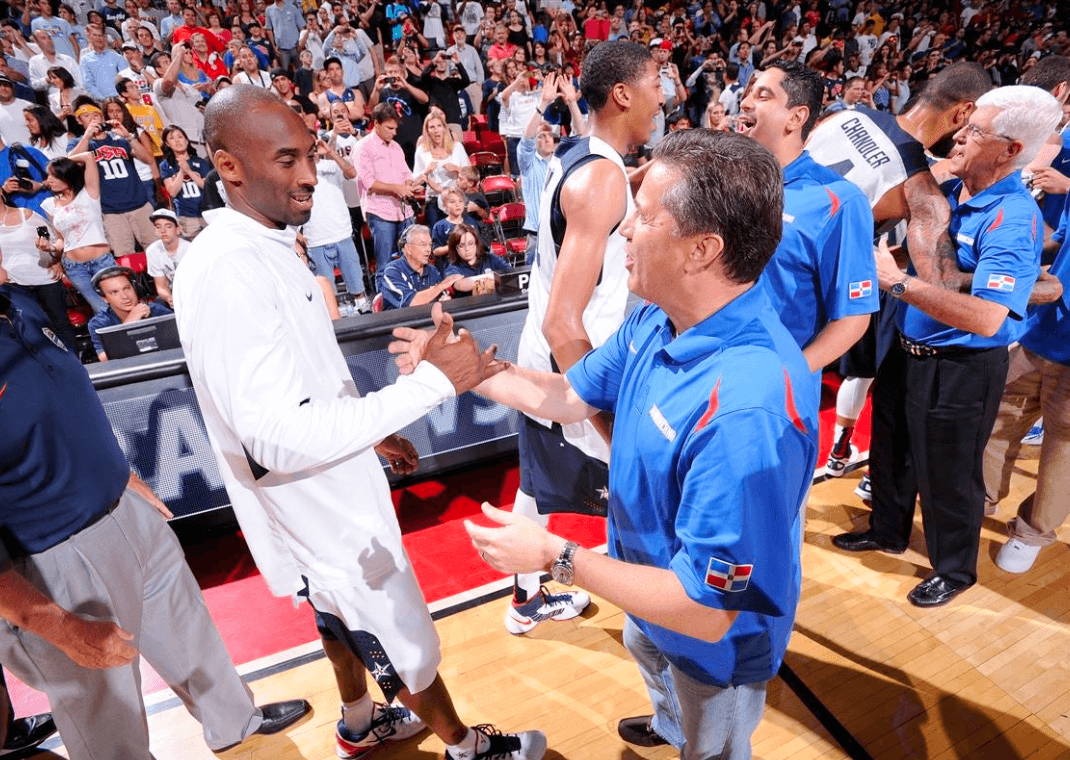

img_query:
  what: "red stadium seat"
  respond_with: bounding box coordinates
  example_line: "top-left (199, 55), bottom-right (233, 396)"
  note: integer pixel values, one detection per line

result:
top-left (67, 305), bottom-right (92, 328)
top-left (470, 151), bottom-right (504, 178)
top-left (493, 202), bottom-right (526, 240)
top-left (463, 138), bottom-right (482, 156)
top-left (117, 253), bottom-right (148, 273)
top-left (480, 133), bottom-right (507, 162)
top-left (480, 175), bottom-right (517, 207)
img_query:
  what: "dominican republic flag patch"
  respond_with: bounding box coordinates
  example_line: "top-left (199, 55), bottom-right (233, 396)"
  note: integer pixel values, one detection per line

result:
top-left (987, 274), bottom-right (1016, 292)
top-left (849, 280), bottom-right (873, 299)
top-left (705, 558), bottom-right (753, 593)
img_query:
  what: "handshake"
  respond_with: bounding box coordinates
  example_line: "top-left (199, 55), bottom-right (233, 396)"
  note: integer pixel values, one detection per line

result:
top-left (389, 303), bottom-right (509, 393)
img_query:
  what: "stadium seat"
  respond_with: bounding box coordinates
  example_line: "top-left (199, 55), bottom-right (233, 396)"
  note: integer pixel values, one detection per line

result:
top-left (481, 175), bottom-right (517, 207)
top-left (470, 151), bottom-right (504, 178)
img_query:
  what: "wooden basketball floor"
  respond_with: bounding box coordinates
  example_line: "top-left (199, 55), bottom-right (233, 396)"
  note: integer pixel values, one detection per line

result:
top-left (26, 453), bottom-right (1070, 760)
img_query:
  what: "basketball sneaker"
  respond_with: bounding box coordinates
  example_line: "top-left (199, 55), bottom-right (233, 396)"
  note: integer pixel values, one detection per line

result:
top-left (825, 426), bottom-right (859, 478)
top-left (1022, 421), bottom-right (1044, 446)
top-left (854, 473), bottom-right (872, 504)
top-left (505, 586), bottom-right (590, 635)
top-left (336, 702), bottom-right (425, 759)
top-left (444, 725), bottom-right (547, 760)
top-left (995, 538), bottom-right (1043, 574)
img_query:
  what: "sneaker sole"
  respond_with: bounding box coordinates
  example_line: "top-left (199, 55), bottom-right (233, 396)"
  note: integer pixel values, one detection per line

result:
top-left (825, 461), bottom-right (851, 478)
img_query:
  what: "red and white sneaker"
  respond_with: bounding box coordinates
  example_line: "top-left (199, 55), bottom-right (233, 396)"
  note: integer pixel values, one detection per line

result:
top-left (336, 702), bottom-right (426, 758)
top-left (505, 586), bottom-right (590, 635)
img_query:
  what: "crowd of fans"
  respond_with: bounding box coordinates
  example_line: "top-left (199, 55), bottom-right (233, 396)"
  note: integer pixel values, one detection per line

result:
top-left (0, 0), bottom-right (1067, 362)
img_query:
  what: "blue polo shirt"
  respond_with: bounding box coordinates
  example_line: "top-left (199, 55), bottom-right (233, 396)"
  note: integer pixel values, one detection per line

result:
top-left (899, 172), bottom-right (1041, 348)
top-left (566, 286), bottom-right (819, 688)
top-left (88, 301), bottom-right (174, 355)
top-left (1039, 129), bottom-right (1070, 234)
top-left (763, 151), bottom-right (878, 354)
top-left (444, 253), bottom-right (512, 280)
top-left (0, 286), bottom-right (129, 557)
top-left (376, 255), bottom-right (443, 309)
top-left (1020, 202), bottom-right (1070, 366)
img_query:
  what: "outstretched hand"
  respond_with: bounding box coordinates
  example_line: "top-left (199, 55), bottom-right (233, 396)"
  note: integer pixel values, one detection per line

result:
top-left (389, 303), bottom-right (509, 393)
top-left (464, 502), bottom-right (563, 574)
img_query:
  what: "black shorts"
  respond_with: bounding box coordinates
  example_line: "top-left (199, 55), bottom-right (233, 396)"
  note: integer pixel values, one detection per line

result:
top-left (518, 414), bottom-right (609, 517)
top-left (839, 291), bottom-right (901, 379)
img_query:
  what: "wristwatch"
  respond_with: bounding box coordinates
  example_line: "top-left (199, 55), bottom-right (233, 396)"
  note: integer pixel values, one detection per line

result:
top-left (890, 276), bottom-right (909, 298)
top-left (550, 541), bottom-right (578, 586)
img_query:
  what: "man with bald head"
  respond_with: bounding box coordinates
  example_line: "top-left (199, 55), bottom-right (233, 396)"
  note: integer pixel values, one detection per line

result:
top-left (173, 85), bottom-right (546, 760)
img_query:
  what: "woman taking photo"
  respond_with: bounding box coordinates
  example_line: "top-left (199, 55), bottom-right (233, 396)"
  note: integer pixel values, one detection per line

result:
top-left (40, 153), bottom-right (114, 315)
top-left (443, 223), bottom-right (511, 295)
top-left (24, 105), bottom-right (69, 160)
top-left (0, 191), bottom-right (76, 349)
top-left (413, 111), bottom-right (469, 229)
top-left (159, 125), bottom-right (211, 239)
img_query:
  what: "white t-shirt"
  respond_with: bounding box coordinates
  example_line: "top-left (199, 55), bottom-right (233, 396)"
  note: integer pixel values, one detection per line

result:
top-left (233, 70), bottom-right (272, 88)
top-left (459, 1), bottom-right (484, 37)
top-left (0, 209), bottom-right (56, 286)
top-left (497, 88), bottom-right (540, 138)
top-left (0, 98), bottom-right (34, 145)
top-left (41, 187), bottom-right (108, 251)
top-left (331, 132), bottom-right (362, 207)
top-left (146, 237), bottom-right (191, 282)
top-left (153, 79), bottom-right (205, 145)
top-left (302, 159), bottom-right (352, 247)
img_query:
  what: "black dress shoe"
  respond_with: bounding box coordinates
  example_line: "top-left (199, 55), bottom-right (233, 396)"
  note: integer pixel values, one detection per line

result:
top-left (255, 699), bottom-right (312, 735)
top-left (617, 715), bottom-right (669, 747)
top-left (907, 575), bottom-right (973, 607)
top-left (0, 713), bottom-right (56, 757)
top-left (832, 530), bottom-right (906, 554)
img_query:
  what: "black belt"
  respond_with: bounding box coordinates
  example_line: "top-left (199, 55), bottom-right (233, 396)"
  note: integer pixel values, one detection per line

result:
top-left (78, 496), bottom-right (122, 534)
top-left (899, 335), bottom-right (983, 357)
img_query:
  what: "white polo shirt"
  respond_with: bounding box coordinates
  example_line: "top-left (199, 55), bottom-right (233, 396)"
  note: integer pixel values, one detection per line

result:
top-left (174, 207), bottom-right (455, 596)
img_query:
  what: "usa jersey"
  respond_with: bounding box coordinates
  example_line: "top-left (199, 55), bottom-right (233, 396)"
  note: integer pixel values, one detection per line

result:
top-left (69, 134), bottom-right (148, 214)
top-left (518, 135), bottom-right (633, 463)
top-left (160, 155), bottom-right (212, 218)
top-left (806, 105), bottom-right (929, 217)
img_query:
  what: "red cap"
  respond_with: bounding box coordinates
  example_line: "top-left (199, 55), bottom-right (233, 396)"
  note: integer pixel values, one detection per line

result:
top-left (659, 40), bottom-right (673, 50)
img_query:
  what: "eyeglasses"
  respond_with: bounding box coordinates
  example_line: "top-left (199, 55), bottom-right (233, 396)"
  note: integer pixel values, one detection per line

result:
top-left (963, 122), bottom-right (1014, 142)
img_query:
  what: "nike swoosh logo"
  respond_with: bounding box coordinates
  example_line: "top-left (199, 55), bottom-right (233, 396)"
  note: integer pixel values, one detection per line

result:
top-left (305, 292), bottom-right (313, 301)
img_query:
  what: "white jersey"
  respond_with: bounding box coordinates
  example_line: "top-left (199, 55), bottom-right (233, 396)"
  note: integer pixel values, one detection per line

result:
top-left (806, 105), bottom-right (929, 211)
top-left (518, 134), bottom-right (633, 463)
top-left (174, 208), bottom-right (455, 596)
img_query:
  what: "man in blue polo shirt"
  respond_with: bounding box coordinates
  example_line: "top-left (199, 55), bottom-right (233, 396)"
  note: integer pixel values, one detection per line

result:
top-left (982, 197), bottom-right (1070, 574)
top-left (1019, 55), bottom-right (1070, 233)
top-left (376, 224), bottom-right (461, 309)
top-left (834, 86), bottom-right (1063, 607)
top-left (737, 60), bottom-right (877, 377)
top-left (426, 130), bottom-right (819, 756)
top-left (0, 263), bottom-right (310, 759)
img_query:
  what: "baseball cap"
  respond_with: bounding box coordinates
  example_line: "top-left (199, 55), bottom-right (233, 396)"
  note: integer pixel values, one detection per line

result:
top-left (149, 208), bottom-right (179, 224)
top-left (648, 37), bottom-right (663, 47)
top-left (91, 266), bottom-right (137, 293)
top-left (121, 41), bottom-right (138, 51)
top-left (270, 67), bottom-right (292, 80)
top-left (0, 74), bottom-right (13, 86)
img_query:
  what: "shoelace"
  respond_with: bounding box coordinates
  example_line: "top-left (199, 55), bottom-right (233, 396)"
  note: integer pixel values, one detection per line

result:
top-left (471, 725), bottom-right (522, 759)
top-left (369, 704), bottom-right (410, 738)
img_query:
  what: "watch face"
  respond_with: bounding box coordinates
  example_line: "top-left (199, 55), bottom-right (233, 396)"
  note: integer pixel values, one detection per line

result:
top-left (891, 281), bottom-right (906, 297)
top-left (551, 564), bottom-right (574, 586)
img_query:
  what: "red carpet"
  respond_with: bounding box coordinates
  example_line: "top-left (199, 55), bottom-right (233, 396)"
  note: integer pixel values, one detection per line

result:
top-left (6, 372), bottom-right (870, 716)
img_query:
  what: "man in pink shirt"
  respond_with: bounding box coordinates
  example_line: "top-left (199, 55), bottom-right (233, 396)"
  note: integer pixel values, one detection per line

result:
top-left (357, 102), bottom-right (419, 271)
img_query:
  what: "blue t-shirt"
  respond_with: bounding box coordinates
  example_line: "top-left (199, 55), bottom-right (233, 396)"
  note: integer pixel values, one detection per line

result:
top-left (1039, 128), bottom-right (1070, 234)
top-left (376, 255), bottom-right (443, 309)
top-left (1020, 202), bottom-right (1070, 366)
top-left (67, 134), bottom-right (148, 214)
top-left (899, 172), bottom-right (1041, 348)
top-left (762, 151), bottom-right (878, 354)
top-left (159, 156), bottom-right (213, 218)
top-left (565, 286), bottom-right (819, 688)
top-left (431, 215), bottom-right (485, 250)
top-left (88, 300), bottom-right (174, 355)
top-left (0, 286), bottom-right (130, 555)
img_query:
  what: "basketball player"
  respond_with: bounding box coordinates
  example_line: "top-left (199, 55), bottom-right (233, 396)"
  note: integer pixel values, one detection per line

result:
top-left (505, 40), bottom-right (664, 635)
top-left (174, 85), bottom-right (546, 760)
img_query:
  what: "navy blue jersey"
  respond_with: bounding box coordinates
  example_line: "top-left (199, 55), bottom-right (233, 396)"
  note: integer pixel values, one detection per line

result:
top-left (0, 286), bottom-right (130, 555)
top-left (160, 156), bottom-right (212, 218)
top-left (376, 256), bottom-right (442, 309)
top-left (69, 134), bottom-right (148, 214)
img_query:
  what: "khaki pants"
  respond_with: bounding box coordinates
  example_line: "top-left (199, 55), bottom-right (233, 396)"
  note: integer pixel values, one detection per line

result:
top-left (103, 203), bottom-right (158, 257)
top-left (983, 343), bottom-right (1070, 544)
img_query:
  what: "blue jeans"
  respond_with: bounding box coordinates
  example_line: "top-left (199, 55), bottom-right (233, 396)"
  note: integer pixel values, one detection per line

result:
top-left (623, 617), bottom-right (767, 759)
top-left (307, 237), bottom-right (366, 296)
top-left (63, 252), bottom-right (117, 315)
top-left (366, 214), bottom-right (413, 273)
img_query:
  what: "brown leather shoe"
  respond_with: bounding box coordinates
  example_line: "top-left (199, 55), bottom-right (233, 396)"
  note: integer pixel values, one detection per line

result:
top-left (617, 715), bottom-right (669, 747)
